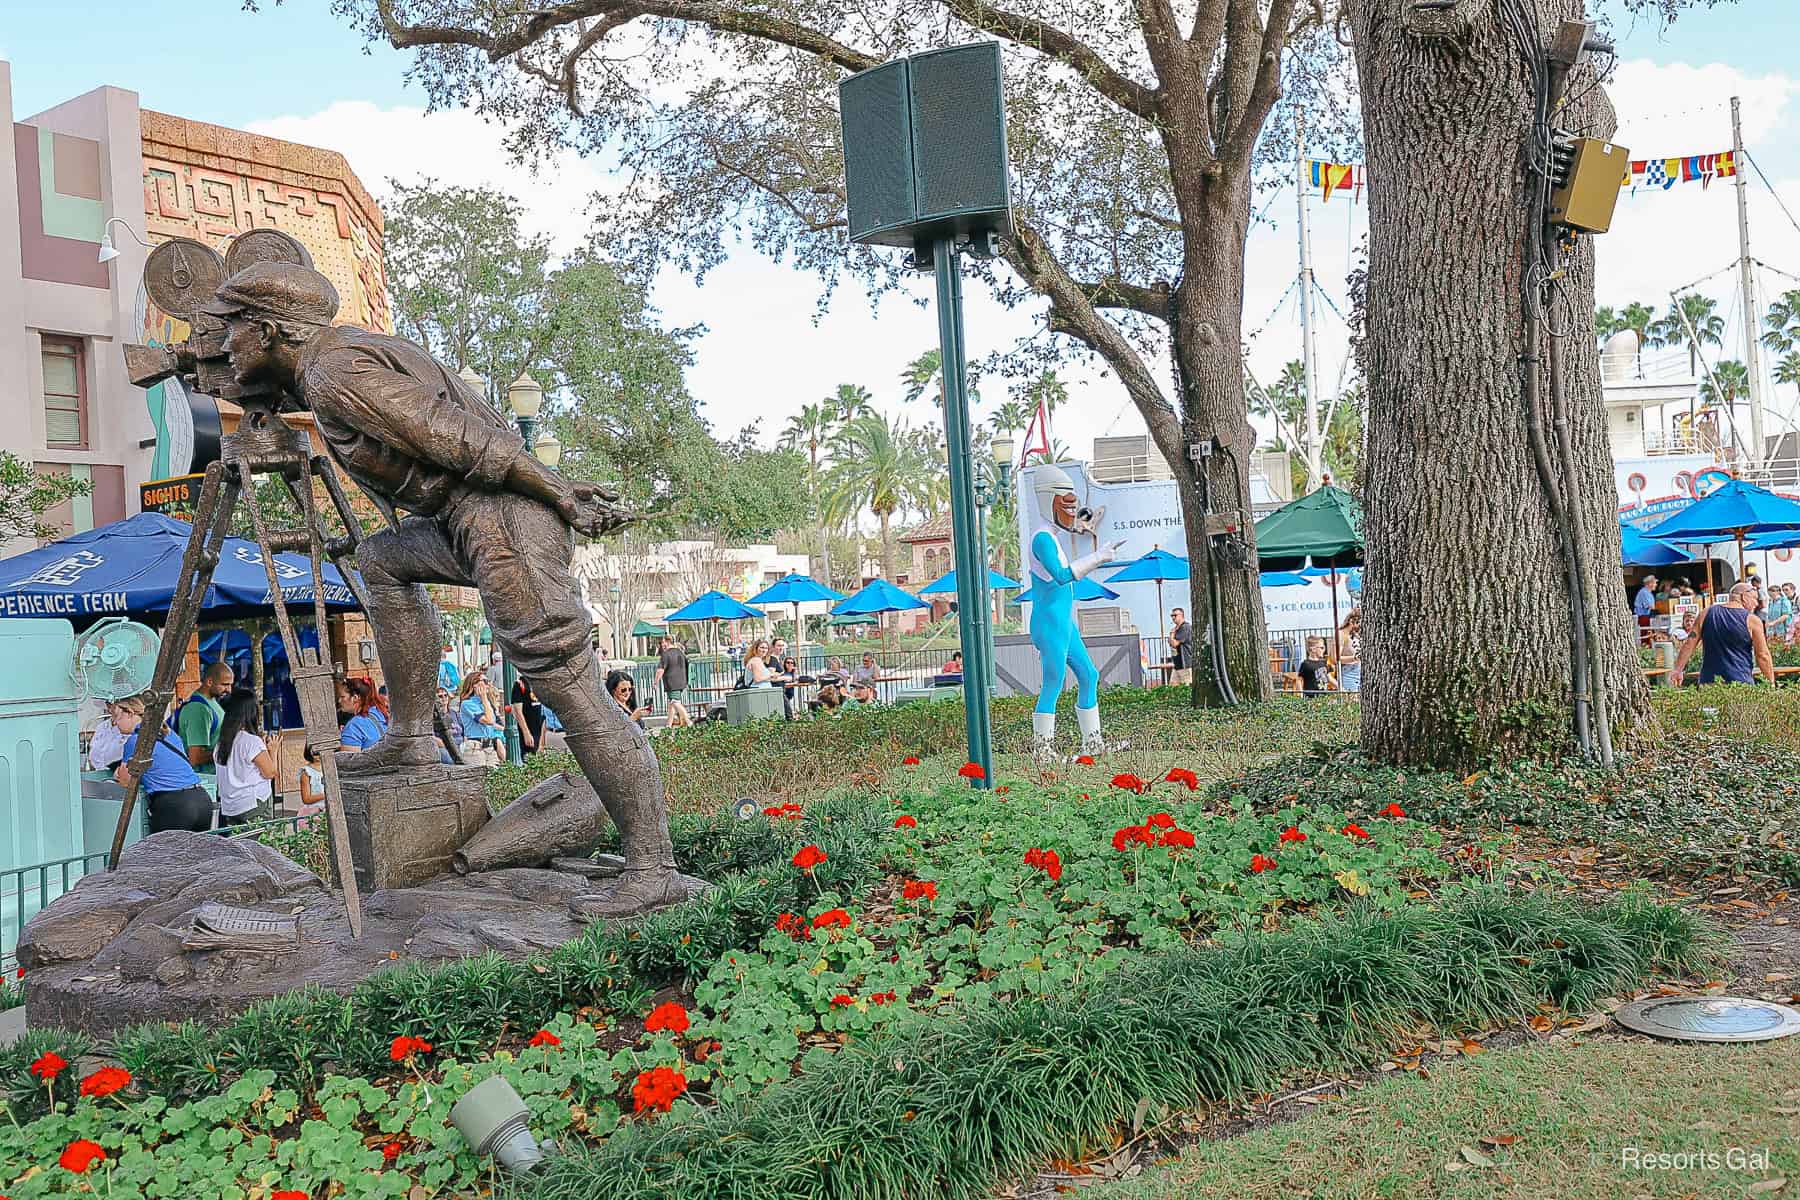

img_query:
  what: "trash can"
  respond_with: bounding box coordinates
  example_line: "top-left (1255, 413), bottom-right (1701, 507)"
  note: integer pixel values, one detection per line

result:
top-left (724, 686), bottom-right (784, 724)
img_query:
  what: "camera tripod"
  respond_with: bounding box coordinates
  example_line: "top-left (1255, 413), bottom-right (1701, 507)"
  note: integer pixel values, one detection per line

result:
top-left (105, 398), bottom-right (446, 938)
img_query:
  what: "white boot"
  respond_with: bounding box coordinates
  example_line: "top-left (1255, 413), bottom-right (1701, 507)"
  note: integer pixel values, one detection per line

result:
top-left (1032, 712), bottom-right (1058, 764)
top-left (1076, 705), bottom-right (1108, 757)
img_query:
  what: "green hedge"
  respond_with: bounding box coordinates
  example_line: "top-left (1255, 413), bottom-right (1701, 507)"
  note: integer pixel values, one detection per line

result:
top-left (5, 793), bottom-right (892, 1114)
top-left (528, 886), bottom-right (1713, 1200)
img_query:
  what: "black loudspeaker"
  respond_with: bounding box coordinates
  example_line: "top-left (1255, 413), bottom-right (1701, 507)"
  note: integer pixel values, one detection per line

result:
top-left (839, 42), bottom-right (1013, 249)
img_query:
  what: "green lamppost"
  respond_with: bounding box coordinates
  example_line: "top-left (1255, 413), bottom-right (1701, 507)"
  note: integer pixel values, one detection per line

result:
top-left (500, 370), bottom-right (546, 765)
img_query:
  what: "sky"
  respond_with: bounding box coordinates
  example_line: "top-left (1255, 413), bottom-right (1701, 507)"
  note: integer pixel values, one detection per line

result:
top-left (6, 1), bottom-right (1800, 458)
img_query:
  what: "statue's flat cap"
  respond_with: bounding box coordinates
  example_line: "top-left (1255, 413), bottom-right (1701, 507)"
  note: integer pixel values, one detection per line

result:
top-left (202, 262), bottom-right (340, 326)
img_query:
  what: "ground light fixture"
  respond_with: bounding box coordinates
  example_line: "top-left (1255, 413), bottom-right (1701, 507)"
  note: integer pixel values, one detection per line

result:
top-left (449, 1075), bottom-right (545, 1175)
top-left (1613, 996), bottom-right (1800, 1043)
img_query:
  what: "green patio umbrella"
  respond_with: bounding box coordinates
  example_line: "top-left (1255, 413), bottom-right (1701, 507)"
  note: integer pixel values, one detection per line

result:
top-left (1254, 485), bottom-right (1364, 661)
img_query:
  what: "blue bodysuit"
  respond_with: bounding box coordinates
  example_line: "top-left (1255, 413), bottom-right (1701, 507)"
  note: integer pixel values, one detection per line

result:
top-left (1028, 527), bottom-right (1100, 715)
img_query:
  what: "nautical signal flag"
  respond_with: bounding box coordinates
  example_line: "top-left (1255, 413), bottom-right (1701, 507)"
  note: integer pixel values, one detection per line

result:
top-left (1306, 159), bottom-right (1363, 203)
top-left (1621, 151), bottom-right (1736, 192)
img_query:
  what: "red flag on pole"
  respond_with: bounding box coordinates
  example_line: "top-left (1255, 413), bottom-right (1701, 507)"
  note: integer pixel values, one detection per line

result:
top-left (1018, 399), bottom-right (1051, 467)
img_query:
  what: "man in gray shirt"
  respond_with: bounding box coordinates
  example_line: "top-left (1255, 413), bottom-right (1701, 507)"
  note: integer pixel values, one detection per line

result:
top-left (1168, 607), bottom-right (1192, 686)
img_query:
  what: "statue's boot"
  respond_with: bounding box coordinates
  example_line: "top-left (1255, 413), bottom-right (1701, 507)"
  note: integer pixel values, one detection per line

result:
top-left (337, 733), bottom-right (441, 775)
top-left (528, 651), bottom-right (702, 919)
top-left (1076, 704), bottom-right (1112, 757)
top-left (340, 568), bottom-right (444, 777)
top-left (1031, 712), bottom-right (1059, 765)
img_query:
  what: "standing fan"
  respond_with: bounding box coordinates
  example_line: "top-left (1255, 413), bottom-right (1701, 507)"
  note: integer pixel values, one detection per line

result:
top-left (72, 617), bottom-right (162, 702)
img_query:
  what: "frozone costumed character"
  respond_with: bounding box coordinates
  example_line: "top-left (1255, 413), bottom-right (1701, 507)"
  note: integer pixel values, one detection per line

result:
top-left (204, 261), bottom-right (700, 918)
top-left (1025, 465), bottom-right (1125, 757)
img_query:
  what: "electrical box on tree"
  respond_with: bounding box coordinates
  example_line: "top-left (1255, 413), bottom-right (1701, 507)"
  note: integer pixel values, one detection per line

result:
top-left (838, 42), bottom-right (1014, 250)
top-left (1549, 137), bottom-right (1629, 234)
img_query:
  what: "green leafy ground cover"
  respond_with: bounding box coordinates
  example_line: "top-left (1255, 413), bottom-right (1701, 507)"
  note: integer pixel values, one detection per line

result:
top-left (0, 689), bottom-right (1755, 1197)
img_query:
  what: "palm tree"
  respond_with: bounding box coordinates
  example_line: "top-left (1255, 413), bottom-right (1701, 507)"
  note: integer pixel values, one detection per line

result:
top-left (1618, 301), bottom-right (1655, 373)
top-left (1763, 289), bottom-right (1800, 354)
top-left (1022, 370), bottom-right (1068, 418)
top-left (1650, 294), bottom-right (1725, 375)
top-left (990, 398), bottom-right (1030, 438)
top-left (1595, 305), bottom-right (1622, 345)
top-left (779, 399), bottom-right (836, 589)
top-left (900, 350), bottom-right (942, 407)
top-left (827, 412), bottom-right (935, 586)
top-left (830, 382), bottom-right (874, 426)
top-left (1699, 359), bottom-right (1750, 408)
top-left (1776, 351), bottom-right (1800, 403)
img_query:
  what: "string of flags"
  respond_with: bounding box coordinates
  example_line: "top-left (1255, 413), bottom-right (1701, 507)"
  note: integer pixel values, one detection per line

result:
top-left (1303, 148), bottom-right (1738, 203)
top-left (1305, 159), bottom-right (1363, 203)
top-left (1620, 151), bottom-right (1736, 192)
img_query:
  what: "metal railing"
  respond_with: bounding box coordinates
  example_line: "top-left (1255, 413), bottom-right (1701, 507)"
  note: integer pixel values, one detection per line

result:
top-left (2, 850), bottom-right (111, 972)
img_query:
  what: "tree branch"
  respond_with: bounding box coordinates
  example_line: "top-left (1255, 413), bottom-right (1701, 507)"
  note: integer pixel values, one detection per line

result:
top-left (1072, 275), bottom-right (1172, 321)
top-left (1007, 220), bottom-right (1179, 447)
top-left (1220, 0), bottom-right (1300, 170)
top-left (937, 0), bottom-right (1159, 120)
top-left (1133, 0), bottom-right (1187, 87)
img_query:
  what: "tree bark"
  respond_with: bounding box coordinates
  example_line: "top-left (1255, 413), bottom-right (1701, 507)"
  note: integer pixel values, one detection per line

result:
top-left (1349, 0), bottom-right (1649, 767)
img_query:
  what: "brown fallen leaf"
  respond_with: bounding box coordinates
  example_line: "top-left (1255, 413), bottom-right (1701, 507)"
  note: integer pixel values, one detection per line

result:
top-left (1528, 1014), bottom-right (1554, 1033)
top-left (1480, 1134), bottom-right (1521, 1148)
top-left (1766, 974), bottom-right (1793, 984)
top-left (1460, 1038), bottom-right (1487, 1056)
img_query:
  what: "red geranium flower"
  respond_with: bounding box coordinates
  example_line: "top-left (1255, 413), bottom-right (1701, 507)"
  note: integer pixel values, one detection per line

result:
top-left (632, 1066), bottom-right (688, 1114)
top-left (775, 911), bottom-right (807, 937)
top-left (79, 1067), bottom-right (131, 1098)
top-left (527, 1029), bottom-right (561, 1049)
top-left (958, 762), bottom-right (986, 780)
top-left (274, 1191), bottom-right (310, 1200)
top-left (1279, 826), bottom-right (1307, 844)
top-left (644, 1002), bottom-right (690, 1035)
top-left (382, 1141), bottom-right (402, 1164)
top-left (870, 990), bottom-right (899, 1005)
top-left (1160, 828), bottom-right (1196, 849)
top-left (60, 1140), bottom-right (106, 1174)
top-left (792, 844), bottom-right (827, 871)
top-left (1023, 847), bottom-right (1064, 881)
top-left (762, 805), bottom-right (784, 817)
top-left (902, 879), bottom-right (938, 902)
top-left (811, 908), bottom-right (852, 931)
top-left (1380, 802), bottom-right (1406, 819)
top-left (1110, 773), bottom-right (1147, 794)
top-left (903, 756), bottom-right (921, 765)
top-left (388, 1035), bottom-right (433, 1062)
top-left (893, 814), bottom-right (918, 829)
top-left (1249, 853), bottom-right (1278, 873)
top-left (1342, 823), bottom-right (1370, 839)
top-left (1146, 812), bottom-right (1175, 828)
top-left (1165, 768), bottom-right (1200, 791)
top-left (830, 994), bottom-right (856, 1007)
top-left (1075, 754), bottom-right (1095, 765)
top-left (1112, 825), bottom-right (1151, 851)
top-left (29, 1051), bottom-right (67, 1080)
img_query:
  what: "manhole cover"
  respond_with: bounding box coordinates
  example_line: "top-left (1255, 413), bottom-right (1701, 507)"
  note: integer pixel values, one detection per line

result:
top-left (1614, 996), bottom-right (1800, 1043)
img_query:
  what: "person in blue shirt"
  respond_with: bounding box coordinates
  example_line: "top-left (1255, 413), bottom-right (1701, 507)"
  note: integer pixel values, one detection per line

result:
top-left (338, 678), bottom-right (390, 753)
top-left (110, 694), bottom-right (213, 833)
top-left (455, 669), bottom-right (505, 764)
top-left (1633, 574), bottom-right (1659, 619)
top-left (438, 643), bottom-right (462, 692)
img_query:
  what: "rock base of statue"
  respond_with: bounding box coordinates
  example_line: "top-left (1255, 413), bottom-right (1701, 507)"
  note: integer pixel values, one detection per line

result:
top-left (339, 761), bottom-right (489, 892)
top-left (15, 831), bottom-right (690, 1038)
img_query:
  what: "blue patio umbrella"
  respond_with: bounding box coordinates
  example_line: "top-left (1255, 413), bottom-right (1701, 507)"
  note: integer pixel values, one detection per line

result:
top-left (665, 589), bottom-right (764, 653)
top-left (916, 567), bottom-right (1024, 595)
top-left (1747, 528), bottom-right (1800, 552)
top-left (1259, 571), bottom-right (1313, 588)
top-left (0, 511), bottom-right (360, 624)
top-left (750, 573), bottom-right (846, 654)
top-left (833, 578), bottom-right (931, 617)
top-left (1074, 577), bottom-right (1120, 602)
top-left (1619, 522), bottom-right (1691, 568)
top-left (1648, 479), bottom-right (1800, 579)
top-left (1107, 547), bottom-right (1191, 640)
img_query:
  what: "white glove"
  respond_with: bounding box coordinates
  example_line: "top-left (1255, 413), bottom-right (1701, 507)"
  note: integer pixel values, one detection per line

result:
top-left (1070, 540), bottom-right (1127, 581)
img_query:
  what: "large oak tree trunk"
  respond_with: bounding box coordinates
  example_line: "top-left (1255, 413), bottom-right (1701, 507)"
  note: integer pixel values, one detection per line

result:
top-left (1171, 185), bottom-right (1271, 706)
top-left (1349, 0), bottom-right (1648, 767)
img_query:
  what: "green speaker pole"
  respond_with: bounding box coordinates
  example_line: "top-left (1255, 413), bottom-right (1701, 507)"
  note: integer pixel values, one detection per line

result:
top-left (932, 236), bottom-right (994, 788)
